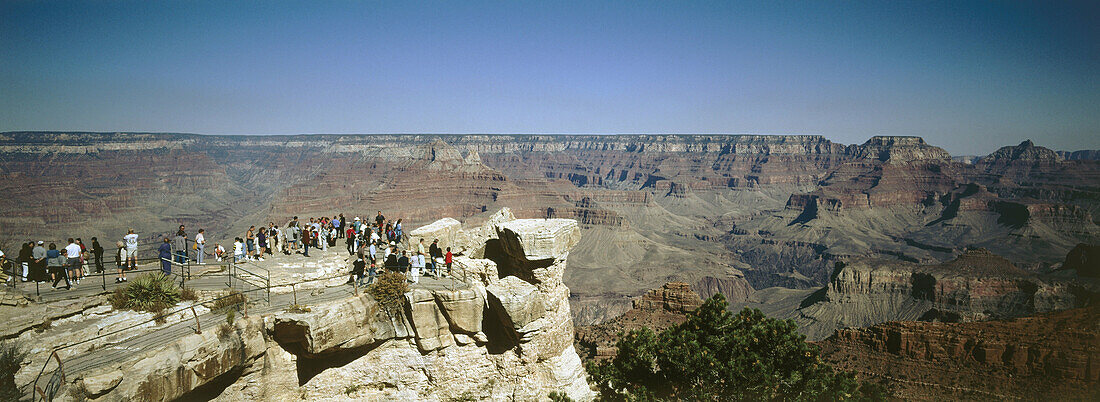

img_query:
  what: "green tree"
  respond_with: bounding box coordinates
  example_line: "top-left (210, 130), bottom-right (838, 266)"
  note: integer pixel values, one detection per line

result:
top-left (587, 293), bottom-right (885, 401)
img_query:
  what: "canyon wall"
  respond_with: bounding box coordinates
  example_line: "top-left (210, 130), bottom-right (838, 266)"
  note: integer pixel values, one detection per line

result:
top-left (3, 132), bottom-right (1098, 328)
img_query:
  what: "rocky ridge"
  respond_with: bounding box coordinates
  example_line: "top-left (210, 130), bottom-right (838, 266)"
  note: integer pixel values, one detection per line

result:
top-left (60, 210), bottom-right (594, 401)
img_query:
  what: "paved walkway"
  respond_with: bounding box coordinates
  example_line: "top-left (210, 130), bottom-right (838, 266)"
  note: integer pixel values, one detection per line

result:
top-left (20, 246), bottom-right (471, 394)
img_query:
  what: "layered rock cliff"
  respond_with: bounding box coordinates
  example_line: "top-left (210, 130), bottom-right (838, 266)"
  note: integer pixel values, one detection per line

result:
top-left (790, 248), bottom-right (1099, 340)
top-left (816, 305), bottom-right (1100, 400)
top-left (3, 132), bottom-right (1098, 327)
top-left (63, 211), bottom-right (594, 401)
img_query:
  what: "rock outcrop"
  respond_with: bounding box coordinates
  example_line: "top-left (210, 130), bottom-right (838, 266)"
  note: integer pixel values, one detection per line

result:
top-left (62, 210), bottom-right (594, 401)
top-left (791, 249), bottom-right (1099, 340)
top-left (574, 282), bottom-right (704, 360)
top-left (816, 305), bottom-right (1100, 400)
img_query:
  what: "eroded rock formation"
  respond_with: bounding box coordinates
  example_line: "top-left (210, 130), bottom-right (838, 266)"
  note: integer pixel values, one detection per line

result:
top-left (63, 211), bottom-right (594, 401)
top-left (816, 305), bottom-right (1100, 400)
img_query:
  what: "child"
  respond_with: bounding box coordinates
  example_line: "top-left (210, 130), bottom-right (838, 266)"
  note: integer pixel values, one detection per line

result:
top-left (445, 247), bottom-right (453, 276)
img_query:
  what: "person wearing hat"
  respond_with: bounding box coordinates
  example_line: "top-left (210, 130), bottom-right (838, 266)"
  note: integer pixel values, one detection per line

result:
top-left (32, 241), bottom-right (46, 282)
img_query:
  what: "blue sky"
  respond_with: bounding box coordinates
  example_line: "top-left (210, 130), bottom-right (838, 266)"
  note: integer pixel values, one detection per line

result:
top-left (2, 1), bottom-right (1098, 154)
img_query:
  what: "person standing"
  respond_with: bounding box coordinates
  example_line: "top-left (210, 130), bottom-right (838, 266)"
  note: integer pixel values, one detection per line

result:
top-left (123, 229), bottom-right (139, 270)
top-left (429, 239), bottom-right (442, 276)
top-left (233, 238), bottom-right (244, 263)
top-left (75, 238), bottom-right (87, 282)
top-left (337, 214), bottom-right (346, 239)
top-left (445, 247), bottom-right (453, 275)
top-left (115, 241), bottom-right (127, 283)
top-left (65, 239), bottom-right (82, 287)
top-left (375, 211), bottom-right (385, 229)
top-left (351, 251), bottom-right (365, 286)
top-left (256, 228), bottom-right (267, 261)
top-left (345, 226), bottom-right (356, 254)
top-left (409, 251), bottom-right (422, 284)
top-left (195, 229), bottom-right (206, 265)
top-left (173, 229), bottom-right (188, 264)
top-left (159, 237), bottom-right (172, 275)
top-left (18, 242), bottom-right (32, 282)
top-left (301, 228), bottom-right (311, 257)
top-left (32, 241), bottom-right (46, 282)
top-left (47, 243), bottom-right (68, 290)
top-left (246, 226), bottom-right (256, 261)
top-left (91, 237), bottom-right (105, 273)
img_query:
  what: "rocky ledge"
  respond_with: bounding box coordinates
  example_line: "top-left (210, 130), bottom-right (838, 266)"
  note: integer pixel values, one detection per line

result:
top-left (65, 210), bottom-right (594, 401)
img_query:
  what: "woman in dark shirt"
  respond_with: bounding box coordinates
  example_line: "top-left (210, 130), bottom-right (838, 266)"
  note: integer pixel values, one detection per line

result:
top-left (159, 238), bottom-right (172, 275)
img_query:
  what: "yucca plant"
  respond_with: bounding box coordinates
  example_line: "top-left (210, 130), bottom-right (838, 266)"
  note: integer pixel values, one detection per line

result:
top-left (0, 341), bottom-right (28, 401)
top-left (120, 273), bottom-right (181, 313)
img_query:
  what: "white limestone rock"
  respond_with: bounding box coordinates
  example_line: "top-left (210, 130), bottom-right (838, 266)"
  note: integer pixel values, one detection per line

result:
top-left (496, 219), bottom-right (580, 261)
top-left (487, 276), bottom-right (545, 332)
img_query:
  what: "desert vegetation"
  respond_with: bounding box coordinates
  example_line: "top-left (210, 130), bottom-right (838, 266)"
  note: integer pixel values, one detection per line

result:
top-left (107, 273), bottom-right (181, 320)
top-left (587, 293), bottom-right (886, 401)
top-left (369, 271), bottom-right (409, 313)
top-left (0, 341), bottom-right (28, 401)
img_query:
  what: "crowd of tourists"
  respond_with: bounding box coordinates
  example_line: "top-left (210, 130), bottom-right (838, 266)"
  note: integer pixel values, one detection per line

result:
top-left (225, 211), bottom-right (455, 286)
top-left (0, 225), bottom-right (204, 290)
top-left (1, 210), bottom-right (453, 291)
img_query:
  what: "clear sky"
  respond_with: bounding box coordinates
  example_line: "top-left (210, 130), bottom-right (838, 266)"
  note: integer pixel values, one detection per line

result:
top-left (2, 1), bottom-right (1098, 154)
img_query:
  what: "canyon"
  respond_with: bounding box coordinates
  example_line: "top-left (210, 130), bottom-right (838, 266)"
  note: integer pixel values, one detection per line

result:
top-left (3, 132), bottom-right (1099, 399)
top-left (3, 132), bottom-right (1096, 329)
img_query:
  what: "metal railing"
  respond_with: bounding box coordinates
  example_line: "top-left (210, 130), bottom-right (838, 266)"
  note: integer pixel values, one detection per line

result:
top-left (3, 255), bottom-right (204, 301)
top-left (228, 260), bottom-right (270, 304)
top-left (28, 289), bottom-right (252, 401)
top-left (21, 242), bottom-right (473, 401)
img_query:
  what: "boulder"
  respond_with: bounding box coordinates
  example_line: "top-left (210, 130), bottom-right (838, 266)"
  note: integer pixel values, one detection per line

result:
top-left (486, 276), bottom-right (544, 332)
top-left (409, 218), bottom-right (462, 246)
top-left (452, 256), bottom-right (498, 286)
top-left (405, 289), bottom-right (455, 352)
top-left (272, 295), bottom-right (411, 354)
top-left (496, 219), bottom-right (580, 261)
top-left (433, 287), bottom-right (484, 334)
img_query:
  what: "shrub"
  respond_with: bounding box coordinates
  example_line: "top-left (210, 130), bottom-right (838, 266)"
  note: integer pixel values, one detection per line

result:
top-left (368, 271), bottom-right (408, 313)
top-left (285, 304), bottom-right (312, 313)
top-left (212, 289), bottom-right (246, 311)
top-left (226, 309), bottom-right (236, 326)
top-left (343, 384), bottom-right (362, 396)
top-left (548, 391), bottom-right (575, 402)
top-left (118, 273), bottom-right (181, 313)
top-left (0, 341), bottom-right (28, 401)
top-left (587, 293), bottom-right (887, 401)
top-left (180, 287), bottom-right (198, 301)
top-left (108, 288), bottom-right (128, 310)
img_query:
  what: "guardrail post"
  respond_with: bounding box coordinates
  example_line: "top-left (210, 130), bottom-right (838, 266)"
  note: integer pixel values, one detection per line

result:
top-left (190, 305), bottom-right (201, 334)
top-left (292, 283), bottom-right (297, 306)
top-left (101, 266), bottom-right (107, 291)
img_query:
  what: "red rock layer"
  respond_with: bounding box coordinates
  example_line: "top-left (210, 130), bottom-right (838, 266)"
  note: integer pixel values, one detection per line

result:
top-left (817, 306), bottom-right (1100, 400)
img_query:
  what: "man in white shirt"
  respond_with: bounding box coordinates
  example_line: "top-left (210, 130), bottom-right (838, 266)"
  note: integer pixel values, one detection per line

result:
top-left (195, 229), bottom-right (206, 265)
top-left (123, 229), bottom-right (139, 270)
top-left (65, 238), bottom-right (82, 286)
